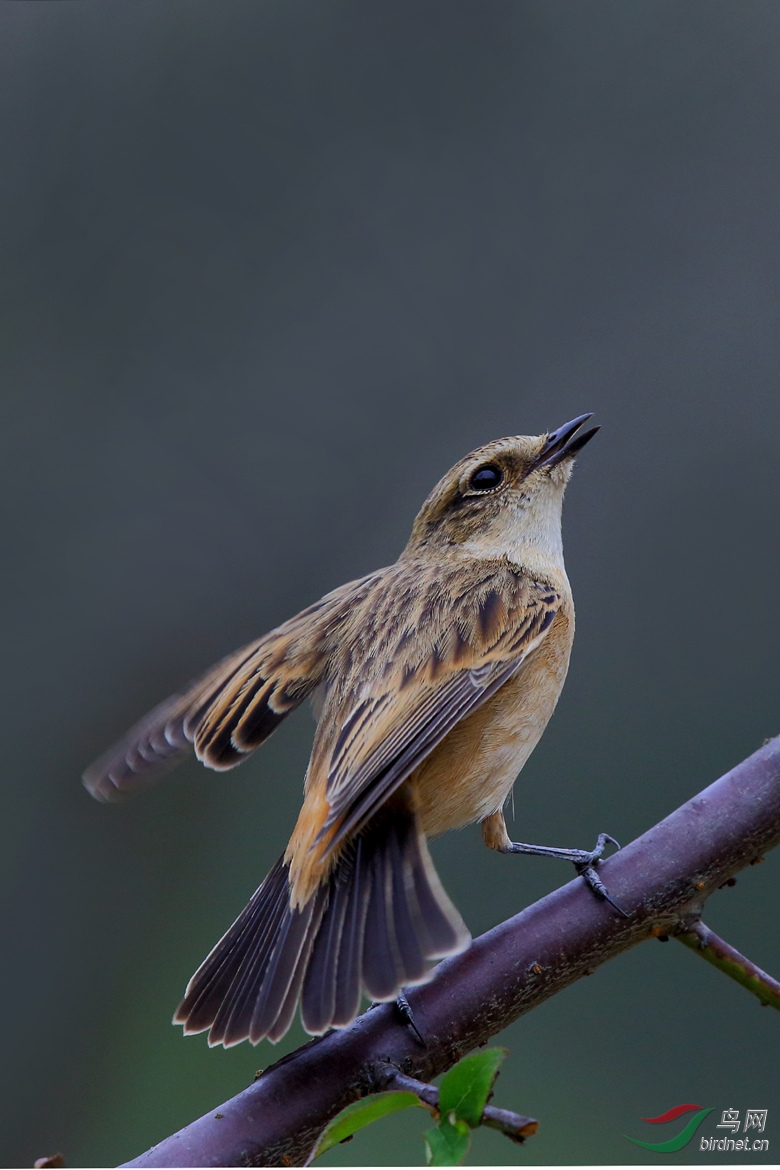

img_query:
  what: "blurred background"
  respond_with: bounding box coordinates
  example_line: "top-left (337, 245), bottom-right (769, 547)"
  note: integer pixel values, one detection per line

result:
top-left (2, 1), bottom-right (779, 1166)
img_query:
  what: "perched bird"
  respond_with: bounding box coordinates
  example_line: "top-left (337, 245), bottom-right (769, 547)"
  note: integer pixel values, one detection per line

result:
top-left (84, 413), bottom-right (612, 1048)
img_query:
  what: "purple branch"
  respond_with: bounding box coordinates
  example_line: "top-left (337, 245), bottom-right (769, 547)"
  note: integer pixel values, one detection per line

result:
top-left (676, 919), bottom-right (780, 1008)
top-left (123, 735), bottom-right (780, 1168)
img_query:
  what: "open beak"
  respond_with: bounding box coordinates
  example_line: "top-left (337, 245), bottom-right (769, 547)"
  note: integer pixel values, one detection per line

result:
top-left (532, 413), bottom-right (600, 471)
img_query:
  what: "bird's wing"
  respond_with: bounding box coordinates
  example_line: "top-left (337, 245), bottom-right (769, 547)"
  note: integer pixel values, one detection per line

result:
top-left (82, 573), bottom-right (381, 802)
top-left (317, 566), bottom-right (561, 853)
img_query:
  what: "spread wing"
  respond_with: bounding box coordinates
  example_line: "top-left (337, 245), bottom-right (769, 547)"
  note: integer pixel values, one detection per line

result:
top-left (83, 573), bottom-right (381, 802)
top-left (316, 566), bottom-right (561, 854)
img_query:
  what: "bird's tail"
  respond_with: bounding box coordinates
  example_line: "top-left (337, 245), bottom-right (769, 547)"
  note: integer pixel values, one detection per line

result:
top-left (174, 803), bottom-right (470, 1046)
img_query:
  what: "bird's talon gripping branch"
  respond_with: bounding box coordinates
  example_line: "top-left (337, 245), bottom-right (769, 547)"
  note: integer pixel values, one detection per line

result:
top-left (591, 831), bottom-right (621, 859)
top-left (575, 859), bottom-right (630, 917)
top-left (573, 833), bottom-right (629, 916)
top-left (394, 991), bottom-right (426, 1045)
top-left (484, 814), bottom-right (628, 915)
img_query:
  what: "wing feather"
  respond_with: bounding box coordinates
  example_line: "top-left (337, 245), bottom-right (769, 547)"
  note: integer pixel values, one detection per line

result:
top-left (83, 572), bottom-right (380, 802)
top-left (316, 566), bottom-right (560, 854)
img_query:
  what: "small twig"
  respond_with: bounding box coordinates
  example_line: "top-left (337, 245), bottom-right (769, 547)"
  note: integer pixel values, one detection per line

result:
top-left (382, 1068), bottom-right (538, 1143)
top-left (675, 920), bottom-right (780, 1010)
top-left (479, 1104), bottom-right (539, 1144)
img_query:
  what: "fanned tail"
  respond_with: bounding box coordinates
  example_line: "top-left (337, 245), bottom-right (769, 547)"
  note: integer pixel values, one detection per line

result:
top-left (174, 805), bottom-right (469, 1047)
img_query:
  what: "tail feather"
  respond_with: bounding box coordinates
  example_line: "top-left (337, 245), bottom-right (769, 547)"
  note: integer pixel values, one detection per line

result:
top-left (174, 804), bottom-right (469, 1047)
top-left (387, 822), bottom-right (426, 981)
top-left (207, 867), bottom-right (294, 1046)
top-left (362, 845), bottom-right (399, 1000)
top-left (331, 839), bottom-right (370, 1027)
top-left (300, 862), bottom-right (351, 1033)
top-left (411, 842), bottom-right (466, 957)
top-left (250, 891), bottom-right (325, 1043)
top-left (267, 909), bottom-right (323, 1043)
top-left (177, 858), bottom-right (289, 1040)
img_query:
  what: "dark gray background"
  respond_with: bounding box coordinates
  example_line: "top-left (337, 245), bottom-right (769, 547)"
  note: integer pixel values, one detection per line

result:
top-left (1, 1), bottom-right (779, 1165)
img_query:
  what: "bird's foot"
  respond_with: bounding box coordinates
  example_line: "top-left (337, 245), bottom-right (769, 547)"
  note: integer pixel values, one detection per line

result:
top-left (504, 832), bottom-right (629, 917)
top-left (572, 834), bottom-right (629, 916)
top-left (394, 989), bottom-right (425, 1045)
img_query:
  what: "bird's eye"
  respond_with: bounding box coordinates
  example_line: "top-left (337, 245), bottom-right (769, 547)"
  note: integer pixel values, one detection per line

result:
top-left (468, 463), bottom-right (504, 492)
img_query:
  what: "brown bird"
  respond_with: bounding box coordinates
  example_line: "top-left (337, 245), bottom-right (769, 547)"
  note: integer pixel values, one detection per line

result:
top-left (84, 413), bottom-right (614, 1048)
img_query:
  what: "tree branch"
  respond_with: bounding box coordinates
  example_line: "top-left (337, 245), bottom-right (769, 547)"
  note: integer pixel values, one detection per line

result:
top-left (384, 1069), bottom-right (538, 1143)
top-left (122, 735), bottom-right (780, 1168)
top-left (675, 919), bottom-right (780, 1009)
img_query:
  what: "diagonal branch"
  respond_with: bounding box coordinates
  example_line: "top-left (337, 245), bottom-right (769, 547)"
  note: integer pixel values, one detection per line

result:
top-left (675, 919), bottom-right (780, 1009)
top-left (122, 735), bottom-right (780, 1169)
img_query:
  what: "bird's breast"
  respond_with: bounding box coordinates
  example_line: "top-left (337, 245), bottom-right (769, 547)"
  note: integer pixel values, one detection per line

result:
top-left (413, 608), bottom-right (574, 837)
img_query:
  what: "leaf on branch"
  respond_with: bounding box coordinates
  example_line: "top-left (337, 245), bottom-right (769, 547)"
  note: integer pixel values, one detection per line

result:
top-left (423, 1047), bottom-right (509, 1165)
top-left (424, 1117), bottom-right (471, 1166)
top-left (438, 1047), bottom-right (507, 1128)
top-left (307, 1090), bottom-right (422, 1163)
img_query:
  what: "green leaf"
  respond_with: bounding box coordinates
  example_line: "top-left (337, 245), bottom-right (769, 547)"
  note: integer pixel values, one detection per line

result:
top-left (424, 1117), bottom-right (471, 1165)
top-left (309, 1090), bottom-right (422, 1161)
top-left (438, 1047), bottom-right (507, 1128)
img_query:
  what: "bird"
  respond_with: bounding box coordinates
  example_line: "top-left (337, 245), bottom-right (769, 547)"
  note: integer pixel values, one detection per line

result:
top-left (84, 412), bottom-right (613, 1049)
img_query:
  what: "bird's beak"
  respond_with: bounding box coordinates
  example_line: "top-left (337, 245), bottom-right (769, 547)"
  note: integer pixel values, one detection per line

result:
top-left (532, 413), bottom-right (600, 471)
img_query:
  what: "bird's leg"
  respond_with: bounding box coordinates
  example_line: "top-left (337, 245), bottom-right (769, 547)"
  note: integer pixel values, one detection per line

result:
top-left (482, 810), bottom-right (629, 917)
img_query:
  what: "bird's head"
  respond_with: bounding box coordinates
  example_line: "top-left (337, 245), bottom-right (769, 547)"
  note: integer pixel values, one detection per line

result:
top-left (404, 414), bottom-right (599, 572)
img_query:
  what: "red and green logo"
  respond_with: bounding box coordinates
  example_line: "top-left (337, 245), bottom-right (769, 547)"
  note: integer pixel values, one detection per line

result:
top-left (625, 1103), bottom-right (714, 1152)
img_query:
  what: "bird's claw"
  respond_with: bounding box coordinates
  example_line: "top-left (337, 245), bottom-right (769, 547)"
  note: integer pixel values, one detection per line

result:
top-left (569, 831), bottom-right (621, 869)
top-left (574, 834), bottom-right (629, 917)
top-left (502, 831), bottom-right (629, 917)
top-left (395, 990), bottom-right (425, 1045)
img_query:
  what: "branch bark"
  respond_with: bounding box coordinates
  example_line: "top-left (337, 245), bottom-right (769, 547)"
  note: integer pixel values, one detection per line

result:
top-left (676, 919), bottom-right (780, 1009)
top-left (123, 735), bottom-right (780, 1168)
